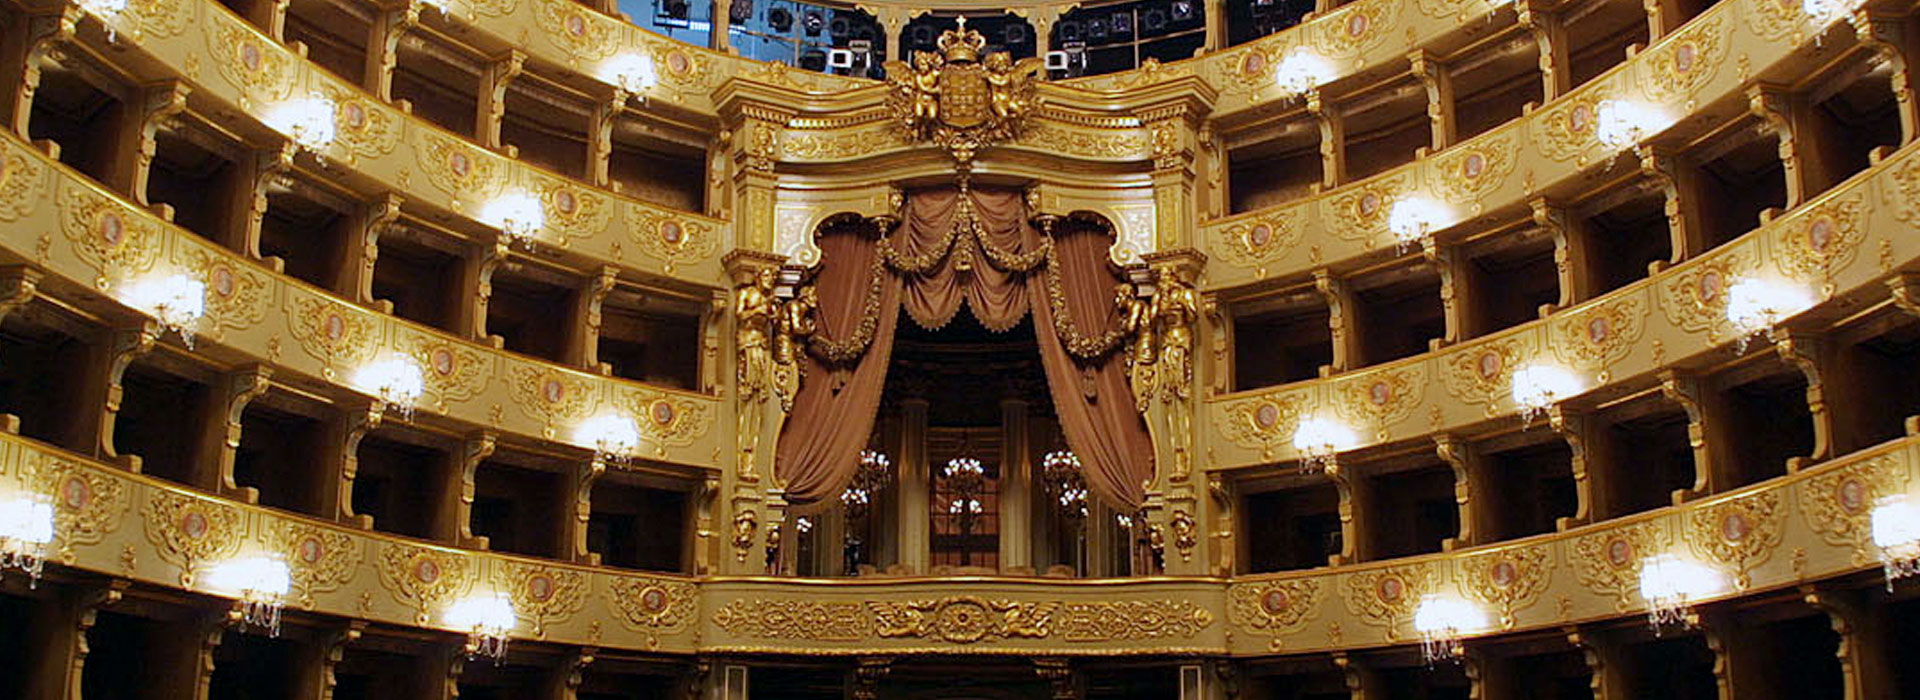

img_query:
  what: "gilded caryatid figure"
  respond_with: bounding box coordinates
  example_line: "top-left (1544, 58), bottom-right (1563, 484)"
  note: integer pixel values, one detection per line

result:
top-left (1116, 282), bottom-right (1157, 411)
top-left (734, 269), bottom-right (778, 479)
top-left (883, 17), bottom-right (1043, 163)
top-left (771, 283), bottom-right (817, 412)
top-left (1150, 265), bottom-right (1200, 478)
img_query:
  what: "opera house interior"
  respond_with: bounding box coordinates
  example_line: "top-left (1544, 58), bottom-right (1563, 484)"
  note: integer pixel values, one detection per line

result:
top-left (5, 0), bottom-right (1920, 694)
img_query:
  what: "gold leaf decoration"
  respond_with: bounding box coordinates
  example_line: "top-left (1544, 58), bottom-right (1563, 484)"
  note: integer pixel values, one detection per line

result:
top-left (1688, 491), bottom-right (1786, 589)
top-left (1796, 455), bottom-right (1906, 566)
top-left (1571, 520), bottom-right (1667, 611)
top-left (376, 542), bottom-right (476, 625)
top-left (60, 181), bottom-right (161, 283)
top-left (711, 599), bottom-right (873, 641)
top-left (1228, 579), bottom-right (1321, 650)
top-left (142, 490), bottom-right (243, 586)
top-left (266, 520), bottom-right (362, 608)
top-left (504, 561), bottom-right (588, 637)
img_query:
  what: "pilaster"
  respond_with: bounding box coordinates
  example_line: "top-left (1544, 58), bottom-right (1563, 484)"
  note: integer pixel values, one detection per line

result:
top-left (444, 430), bottom-right (496, 548)
top-left (1657, 368), bottom-right (1715, 502)
top-left (999, 398), bottom-right (1033, 573)
top-left (897, 398), bottom-right (931, 574)
top-left (346, 193), bottom-right (403, 308)
top-left (192, 364), bottom-right (273, 503)
top-left (96, 321), bottom-right (159, 464)
top-left (21, 582), bottom-right (123, 700)
top-left (1314, 269), bottom-right (1360, 373)
top-left (1309, 93), bottom-right (1347, 188)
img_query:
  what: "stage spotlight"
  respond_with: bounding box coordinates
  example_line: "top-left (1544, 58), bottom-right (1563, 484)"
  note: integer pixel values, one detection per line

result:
top-left (730, 0), bottom-right (752, 23)
top-left (1110, 11), bottom-right (1133, 37)
top-left (1142, 7), bottom-right (1168, 33)
top-left (802, 10), bottom-right (824, 35)
top-left (1004, 23), bottom-right (1028, 45)
top-left (768, 6), bottom-right (793, 32)
top-left (1058, 19), bottom-right (1083, 43)
top-left (1171, 0), bottom-right (1195, 21)
top-left (828, 15), bottom-right (849, 38)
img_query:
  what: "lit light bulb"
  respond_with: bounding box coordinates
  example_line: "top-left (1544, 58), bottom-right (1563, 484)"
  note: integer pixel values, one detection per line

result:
top-left (1386, 196), bottom-right (1445, 250)
top-left (206, 556), bottom-right (291, 635)
top-left (480, 192), bottom-right (545, 242)
top-left (1413, 594), bottom-right (1488, 663)
top-left (1724, 277), bottom-right (1816, 345)
top-left (0, 496), bottom-right (54, 585)
top-left (1638, 553), bottom-right (1726, 631)
top-left (118, 273), bottom-right (206, 346)
top-left (602, 53), bottom-right (658, 95)
top-left (353, 356), bottom-right (425, 417)
top-left (1273, 47), bottom-right (1333, 97)
top-left (574, 413), bottom-right (642, 460)
top-left (446, 593), bottom-right (516, 661)
top-left (266, 95), bottom-right (339, 152)
top-left (1594, 100), bottom-right (1668, 152)
top-left (1872, 494), bottom-right (1920, 588)
top-left (1510, 363), bottom-right (1583, 425)
top-left (1292, 415), bottom-right (1359, 473)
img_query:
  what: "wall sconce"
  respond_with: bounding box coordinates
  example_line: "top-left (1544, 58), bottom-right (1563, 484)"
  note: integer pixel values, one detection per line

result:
top-left (1594, 100), bottom-right (1669, 153)
top-left (574, 414), bottom-right (642, 461)
top-left (206, 555), bottom-right (291, 635)
top-left (1510, 363), bottom-right (1583, 426)
top-left (1638, 553), bottom-right (1727, 631)
top-left (446, 593), bottom-right (516, 661)
top-left (480, 192), bottom-right (546, 243)
top-left (1724, 276), bottom-right (1816, 348)
top-left (0, 495), bottom-right (54, 586)
top-left (602, 53), bottom-right (659, 97)
top-left (118, 273), bottom-right (206, 346)
top-left (1273, 46), bottom-right (1333, 98)
top-left (1872, 494), bottom-right (1920, 588)
top-left (1291, 415), bottom-right (1359, 473)
top-left (76, 0), bottom-right (128, 19)
top-left (352, 355), bottom-right (425, 418)
top-left (265, 95), bottom-right (339, 152)
top-left (1386, 196), bottom-right (1446, 252)
top-left (1801, 0), bottom-right (1863, 28)
top-left (1412, 594), bottom-right (1489, 663)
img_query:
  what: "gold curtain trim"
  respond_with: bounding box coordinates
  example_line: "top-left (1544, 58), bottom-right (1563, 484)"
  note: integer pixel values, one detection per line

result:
top-left (806, 250), bottom-right (889, 365)
top-left (1041, 241), bottom-right (1128, 359)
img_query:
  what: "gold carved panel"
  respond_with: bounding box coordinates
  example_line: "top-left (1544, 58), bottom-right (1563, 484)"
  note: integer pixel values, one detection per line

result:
top-left (60, 181), bottom-right (161, 286)
top-left (142, 490), bottom-right (245, 586)
top-left (1228, 579), bottom-right (1322, 651)
top-left (1797, 453), bottom-right (1906, 566)
top-left (377, 542), bottom-right (478, 625)
top-left (266, 520), bottom-right (363, 609)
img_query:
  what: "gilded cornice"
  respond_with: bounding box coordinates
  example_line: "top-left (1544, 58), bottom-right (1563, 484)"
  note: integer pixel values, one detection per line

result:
top-left (3, 419), bottom-right (1909, 657)
top-left (0, 131), bottom-right (725, 470)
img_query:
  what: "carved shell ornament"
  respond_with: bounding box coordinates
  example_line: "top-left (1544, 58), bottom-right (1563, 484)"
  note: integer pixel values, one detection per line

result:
top-left (882, 17), bottom-right (1045, 165)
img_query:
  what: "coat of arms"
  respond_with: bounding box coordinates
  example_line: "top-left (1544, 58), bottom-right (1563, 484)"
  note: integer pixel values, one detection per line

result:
top-left (884, 18), bottom-right (1044, 163)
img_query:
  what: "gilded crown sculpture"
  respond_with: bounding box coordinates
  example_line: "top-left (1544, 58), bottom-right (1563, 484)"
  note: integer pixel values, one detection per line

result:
top-left (884, 16), bottom-right (1045, 164)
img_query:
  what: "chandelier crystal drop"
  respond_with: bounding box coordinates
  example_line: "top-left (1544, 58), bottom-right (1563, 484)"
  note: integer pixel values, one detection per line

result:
top-left (1510, 363), bottom-right (1583, 425)
top-left (446, 593), bottom-right (516, 661)
top-left (1638, 553), bottom-right (1727, 631)
top-left (481, 192), bottom-right (546, 242)
top-left (206, 556), bottom-right (291, 635)
top-left (1872, 494), bottom-right (1920, 588)
top-left (1292, 416), bottom-right (1359, 473)
top-left (353, 356), bottom-right (425, 418)
top-left (0, 496), bottom-right (54, 586)
top-left (841, 450), bottom-right (891, 519)
top-left (574, 414), bottom-right (643, 461)
top-left (118, 273), bottom-right (206, 347)
top-left (266, 95), bottom-right (339, 152)
top-left (1412, 594), bottom-right (1489, 664)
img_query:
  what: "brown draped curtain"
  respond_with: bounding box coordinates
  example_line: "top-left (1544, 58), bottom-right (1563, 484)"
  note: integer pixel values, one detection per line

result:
top-left (775, 185), bottom-right (1155, 512)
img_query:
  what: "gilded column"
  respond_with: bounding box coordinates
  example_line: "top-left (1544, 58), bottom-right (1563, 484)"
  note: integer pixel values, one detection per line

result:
top-left (898, 398), bottom-right (931, 574)
top-left (999, 398), bottom-right (1032, 574)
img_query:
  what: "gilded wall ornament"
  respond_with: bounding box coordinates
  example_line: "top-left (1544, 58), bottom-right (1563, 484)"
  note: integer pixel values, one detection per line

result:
top-left (401, 331), bottom-right (491, 409)
top-left (1016, 124), bottom-right (1151, 161)
top-left (869, 596), bottom-right (1055, 643)
top-left (34, 455), bottom-right (130, 563)
top-left (1211, 210), bottom-right (1304, 270)
top-left (288, 296), bottom-right (379, 373)
top-left (504, 561), bottom-right (589, 637)
top-left (142, 490), bottom-right (243, 587)
top-left (210, 23), bottom-right (294, 102)
top-left (712, 599), bottom-right (873, 641)
top-left (1438, 336), bottom-right (1530, 413)
top-left (1646, 17), bottom-right (1725, 99)
top-left (320, 89), bottom-right (402, 160)
top-left (508, 364), bottom-right (595, 430)
top-left (185, 248), bottom-right (269, 336)
top-left (377, 542), bottom-right (477, 625)
top-left (1797, 454), bottom-right (1907, 565)
top-left (533, 176), bottom-right (613, 245)
top-left (0, 147), bottom-right (47, 223)
top-left (1321, 177), bottom-right (1405, 243)
top-left (624, 391), bottom-right (713, 452)
top-left (60, 181), bottom-right (161, 285)
top-left (1571, 520), bottom-right (1667, 611)
top-left (1340, 565), bottom-right (1433, 637)
top-left (1458, 543), bottom-right (1551, 629)
top-left (266, 520), bottom-right (362, 609)
top-left (1773, 194), bottom-right (1865, 281)
top-left (1431, 138), bottom-right (1516, 202)
top-left (607, 575), bottom-right (697, 637)
top-left (414, 135), bottom-right (504, 201)
top-left (1214, 393), bottom-right (1306, 460)
top-left (1227, 579), bottom-right (1321, 650)
top-left (1333, 365), bottom-right (1425, 438)
top-left (734, 270), bottom-right (777, 479)
top-left (1531, 87), bottom-right (1613, 163)
top-left (1551, 295), bottom-right (1647, 372)
top-left (534, 0), bottom-right (618, 62)
top-left (1657, 250), bottom-right (1749, 340)
top-left (1056, 600), bottom-right (1214, 641)
top-left (1687, 490), bottom-right (1785, 589)
top-left (883, 18), bottom-right (1044, 163)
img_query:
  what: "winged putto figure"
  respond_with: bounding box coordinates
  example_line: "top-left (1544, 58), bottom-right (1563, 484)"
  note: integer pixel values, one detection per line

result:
top-left (883, 17), bottom-right (1044, 163)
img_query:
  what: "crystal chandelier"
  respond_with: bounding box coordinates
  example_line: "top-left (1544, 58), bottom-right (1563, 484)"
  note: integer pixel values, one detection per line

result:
top-left (1291, 416), bottom-right (1359, 473)
top-left (1041, 449), bottom-right (1088, 519)
top-left (1412, 594), bottom-right (1489, 664)
top-left (0, 495), bottom-right (54, 586)
top-left (207, 556), bottom-right (291, 635)
top-left (1510, 363), bottom-right (1583, 426)
top-left (353, 355), bottom-right (425, 418)
top-left (1872, 494), bottom-right (1920, 588)
top-left (602, 53), bottom-right (658, 96)
top-left (1273, 46), bottom-right (1333, 98)
top-left (841, 449), bottom-right (892, 521)
top-left (1724, 277), bottom-right (1816, 349)
top-left (118, 273), bottom-right (206, 346)
top-left (1386, 196), bottom-right (1445, 252)
top-left (480, 192), bottom-right (546, 243)
top-left (574, 414), bottom-right (643, 461)
top-left (941, 447), bottom-right (988, 565)
top-left (1638, 553), bottom-right (1727, 631)
top-left (266, 95), bottom-right (339, 152)
top-left (446, 593), bottom-right (516, 661)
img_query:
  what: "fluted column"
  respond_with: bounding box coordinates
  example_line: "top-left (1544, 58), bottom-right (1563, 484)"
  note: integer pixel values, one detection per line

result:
top-left (999, 398), bottom-right (1032, 573)
top-left (898, 398), bottom-right (930, 574)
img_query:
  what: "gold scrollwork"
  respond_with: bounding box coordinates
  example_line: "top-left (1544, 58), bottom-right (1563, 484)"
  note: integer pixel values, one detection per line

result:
top-left (142, 490), bottom-right (244, 586)
top-left (414, 135), bottom-right (504, 201)
top-left (1211, 210), bottom-right (1304, 269)
top-left (287, 296), bottom-right (379, 372)
top-left (1322, 178), bottom-right (1405, 243)
top-left (711, 599), bottom-right (872, 641)
top-left (1458, 544), bottom-right (1551, 629)
top-left (1333, 365), bottom-right (1425, 437)
top-left (1531, 87), bottom-right (1612, 163)
top-left (626, 206), bottom-right (719, 274)
top-left (1438, 336), bottom-right (1530, 412)
top-left (1571, 519), bottom-right (1667, 611)
top-left (1215, 393), bottom-right (1307, 460)
top-left (1340, 565), bottom-right (1433, 636)
top-left (1431, 138), bottom-right (1516, 203)
top-left (33, 455), bottom-right (130, 563)
top-left (402, 331), bottom-right (491, 410)
top-left (266, 520), bottom-right (362, 609)
top-left (1228, 579), bottom-right (1321, 651)
top-left (535, 0), bottom-right (619, 62)
top-left (1797, 455), bottom-right (1906, 565)
top-left (869, 596), bottom-right (1056, 644)
top-left (1773, 194), bottom-right (1866, 282)
top-left (533, 176), bottom-right (613, 246)
top-left (607, 575), bottom-right (697, 639)
top-left (1687, 491), bottom-right (1786, 589)
top-left (209, 23), bottom-right (294, 102)
top-left (376, 542), bottom-right (476, 625)
top-left (60, 181), bottom-right (161, 284)
top-left (185, 248), bottom-right (270, 337)
top-left (322, 91), bottom-right (403, 160)
top-left (0, 146), bottom-right (47, 222)
top-left (1551, 295), bottom-right (1647, 371)
top-left (504, 561), bottom-right (588, 637)
top-left (507, 365), bottom-right (596, 429)
top-left (1646, 17), bottom-right (1725, 99)
top-left (1657, 250), bottom-right (1748, 340)
top-left (624, 390), bottom-right (712, 452)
